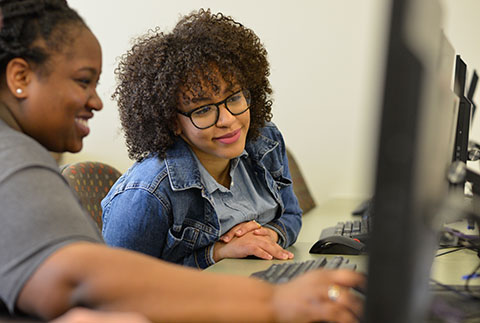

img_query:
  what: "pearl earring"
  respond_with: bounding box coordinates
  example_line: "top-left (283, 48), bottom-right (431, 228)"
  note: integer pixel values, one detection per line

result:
top-left (16, 88), bottom-right (23, 94)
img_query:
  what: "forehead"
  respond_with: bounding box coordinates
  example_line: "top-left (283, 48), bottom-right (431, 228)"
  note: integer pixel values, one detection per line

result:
top-left (179, 72), bottom-right (238, 104)
top-left (47, 27), bottom-right (102, 75)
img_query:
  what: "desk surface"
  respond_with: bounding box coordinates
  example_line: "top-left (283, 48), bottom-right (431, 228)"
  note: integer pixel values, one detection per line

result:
top-left (205, 198), bottom-right (480, 287)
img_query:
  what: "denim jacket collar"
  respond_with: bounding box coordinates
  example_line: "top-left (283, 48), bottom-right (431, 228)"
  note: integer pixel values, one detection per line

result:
top-left (164, 139), bottom-right (203, 191)
top-left (164, 133), bottom-right (279, 191)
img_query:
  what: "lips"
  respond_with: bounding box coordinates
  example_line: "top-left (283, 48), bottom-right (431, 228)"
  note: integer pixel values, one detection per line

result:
top-left (215, 129), bottom-right (242, 145)
top-left (75, 117), bottom-right (91, 137)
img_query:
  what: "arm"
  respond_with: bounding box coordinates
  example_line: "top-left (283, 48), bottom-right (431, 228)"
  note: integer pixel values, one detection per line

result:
top-left (18, 242), bottom-right (364, 323)
top-left (17, 242), bottom-right (275, 322)
top-left (264, 131), bottom-right (303, 248)
top-left (102, 188), bottom-right (216, 269)
top-left (102, 188), bottom-right (167, 259)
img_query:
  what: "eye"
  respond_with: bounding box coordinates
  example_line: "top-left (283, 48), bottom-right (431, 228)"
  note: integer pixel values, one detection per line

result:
top-left (76, 78), bottom-right (92, 88)
top-left (192, 105), bottom-right (215, 117)
top-left (227, 92), bottom-right (243, 103)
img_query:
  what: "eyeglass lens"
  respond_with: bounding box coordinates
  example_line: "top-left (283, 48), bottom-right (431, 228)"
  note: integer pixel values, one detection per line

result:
top-left (190, 90), bottom-right (250, 129)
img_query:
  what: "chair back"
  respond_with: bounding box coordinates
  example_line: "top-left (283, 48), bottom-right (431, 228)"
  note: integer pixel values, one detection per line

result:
top-left (61, 161), bottom-right (122, 229)
top-left (286, 148), bottom-right (316, 215)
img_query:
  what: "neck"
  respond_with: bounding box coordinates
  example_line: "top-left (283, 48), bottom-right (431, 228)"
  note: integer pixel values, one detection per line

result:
top-left (194, 153), bottom-right (232, 188)
top-left (214, 164), bottom-right (232, 188)
top-left (0, 101), bottom-right (22, 131)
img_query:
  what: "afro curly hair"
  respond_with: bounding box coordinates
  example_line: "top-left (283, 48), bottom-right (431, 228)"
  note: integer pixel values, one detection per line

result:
top-left (113, 8), bottom-right (273, 161)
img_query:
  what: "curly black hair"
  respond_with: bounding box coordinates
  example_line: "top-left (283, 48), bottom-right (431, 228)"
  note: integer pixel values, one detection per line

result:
top-left (0, 0), bottom-right (86, 76)
top-left (113, 9), bottom-right (273, 161)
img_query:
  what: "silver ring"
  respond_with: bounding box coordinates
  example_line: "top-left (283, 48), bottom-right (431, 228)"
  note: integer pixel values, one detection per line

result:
top-left (327, 285), bottom-right (341, 302)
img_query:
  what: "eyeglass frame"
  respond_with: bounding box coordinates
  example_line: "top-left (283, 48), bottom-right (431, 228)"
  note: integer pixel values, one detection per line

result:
top-left (176, 89), bottom-right (251, 130)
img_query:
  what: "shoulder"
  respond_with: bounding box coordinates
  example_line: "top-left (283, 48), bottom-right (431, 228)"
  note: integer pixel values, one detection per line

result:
top-left (0, 121), bottom-right (59, 183)
top-left (258, 122), bottom-right (284, 141)
top-left (116, 155), bottom-right (169, 191)
top-left (246, 122), bottom-right (286, 160)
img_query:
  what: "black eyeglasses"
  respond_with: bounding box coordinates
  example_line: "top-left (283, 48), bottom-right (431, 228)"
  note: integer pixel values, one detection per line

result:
top-left (177, 89), bottom-right (251, 129)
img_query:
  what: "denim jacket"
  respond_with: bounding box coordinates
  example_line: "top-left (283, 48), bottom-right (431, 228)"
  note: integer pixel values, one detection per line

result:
top-left (101, 123), bottom-right (302, 269)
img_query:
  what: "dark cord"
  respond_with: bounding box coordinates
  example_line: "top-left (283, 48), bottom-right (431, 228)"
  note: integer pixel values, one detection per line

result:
top-left (430, 278), bottom-right (480, 301)
top-left (465, 262), bottom-right (480, 293)
top-left (435, 247), bottom-right (466, 257)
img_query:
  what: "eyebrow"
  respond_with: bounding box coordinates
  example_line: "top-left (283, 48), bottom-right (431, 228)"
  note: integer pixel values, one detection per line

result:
top-left (77, 67), bottom-right (100, 75)
top-left (190, 84), bottom-right (237, 104)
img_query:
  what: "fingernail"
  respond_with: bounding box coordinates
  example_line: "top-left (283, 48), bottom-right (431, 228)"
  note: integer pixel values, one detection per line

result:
top-left (282, 253), bottom-right (289, 259)
top-left (236, 230), bottom-right (242, 235)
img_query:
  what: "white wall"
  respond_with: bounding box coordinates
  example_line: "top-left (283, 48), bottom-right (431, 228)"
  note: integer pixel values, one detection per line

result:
top-left (64, 0), bottom-right (480, 205)
top-left (441, 0), bottom-right (480, 142)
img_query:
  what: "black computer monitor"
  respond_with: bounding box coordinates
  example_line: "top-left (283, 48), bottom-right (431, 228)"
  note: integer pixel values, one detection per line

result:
top-left (467, 71), bottom-right (478, 120)
top-left (452, 56), bottom-right (473, 164)
top-left (364, 0), bottom-right (456, 322)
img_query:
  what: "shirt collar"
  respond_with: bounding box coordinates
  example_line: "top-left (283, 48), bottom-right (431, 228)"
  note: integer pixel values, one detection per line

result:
top-left (193, 149), bottom-right (248, 194)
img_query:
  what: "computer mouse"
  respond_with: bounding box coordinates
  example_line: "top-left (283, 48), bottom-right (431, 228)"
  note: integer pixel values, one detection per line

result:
top-left (309, 235), bottom-right (367, 255)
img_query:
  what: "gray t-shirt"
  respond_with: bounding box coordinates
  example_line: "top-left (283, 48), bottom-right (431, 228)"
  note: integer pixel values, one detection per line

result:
top-left (0, 119), bottom-right (103, 314)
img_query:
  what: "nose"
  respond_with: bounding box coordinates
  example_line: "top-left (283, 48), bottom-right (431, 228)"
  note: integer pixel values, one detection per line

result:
top-left (215, 103), bottom-right (235, 127)
top-left (87, 90), bottom-right (103, 111)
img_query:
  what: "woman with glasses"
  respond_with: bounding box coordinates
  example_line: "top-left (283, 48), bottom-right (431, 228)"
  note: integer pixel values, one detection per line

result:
top-left (101, 9), bottom-right (302, 268)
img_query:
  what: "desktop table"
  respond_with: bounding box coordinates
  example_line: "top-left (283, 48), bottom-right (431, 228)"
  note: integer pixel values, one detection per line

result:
top-left (205, 197), bottom-right (480, 288)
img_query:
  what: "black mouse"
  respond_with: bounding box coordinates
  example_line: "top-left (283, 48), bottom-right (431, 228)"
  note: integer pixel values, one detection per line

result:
top-left (309, 235), bottom-right (367, 255)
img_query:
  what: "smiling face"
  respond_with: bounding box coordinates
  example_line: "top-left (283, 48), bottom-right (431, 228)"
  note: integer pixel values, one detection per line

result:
top-left (15, 26), bottom-right (103, 153)
top-left (177, 77), bottom-right (251, 167)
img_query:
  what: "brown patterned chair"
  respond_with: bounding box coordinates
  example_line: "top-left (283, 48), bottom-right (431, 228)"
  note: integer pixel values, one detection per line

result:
top-left (286, 148), bottom-right (316, 215)
top-left (61, 161), bottom-right (122, 230)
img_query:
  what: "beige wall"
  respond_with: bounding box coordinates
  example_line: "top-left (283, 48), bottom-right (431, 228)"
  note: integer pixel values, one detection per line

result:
top-left (64, 0), bottom-right (480, 205)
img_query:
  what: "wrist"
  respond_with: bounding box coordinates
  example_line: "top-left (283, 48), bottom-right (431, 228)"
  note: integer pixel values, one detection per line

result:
top-left (213, 241), bottom-right (225, 262)
top-left (265, 227), bottom-right (279, 243)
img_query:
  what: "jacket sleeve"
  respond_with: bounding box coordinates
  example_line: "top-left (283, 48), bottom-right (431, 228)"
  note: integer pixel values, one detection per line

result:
top-left (102, 188), bottom-right (170, 259)
top-left (102, 188), bottom-right (216, 269)
top-left (263, 125), bottom-right (303, 248)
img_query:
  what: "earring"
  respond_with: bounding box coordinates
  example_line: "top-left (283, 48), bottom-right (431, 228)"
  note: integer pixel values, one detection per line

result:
top-left (16, 88), bottom-right (23, 94)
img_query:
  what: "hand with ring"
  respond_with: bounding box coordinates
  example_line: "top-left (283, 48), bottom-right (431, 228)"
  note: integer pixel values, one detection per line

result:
top-left (328, 284), bottom-right (341, 302)
top-left (272, 269), bottom-right (365, 323)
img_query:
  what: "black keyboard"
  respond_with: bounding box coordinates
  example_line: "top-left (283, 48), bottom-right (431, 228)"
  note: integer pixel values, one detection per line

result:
top-left (351, 198), bottom-right (373, 215)
top-left (250, 256), bottom-right (356, 284)
top-left (319, 218), bottom-right (371, 243)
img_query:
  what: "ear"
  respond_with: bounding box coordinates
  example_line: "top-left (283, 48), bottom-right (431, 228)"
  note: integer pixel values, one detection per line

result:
top-left (173, 119), bottom-right (182, 136)
top-left (5, 58), bottom-right (33, 99)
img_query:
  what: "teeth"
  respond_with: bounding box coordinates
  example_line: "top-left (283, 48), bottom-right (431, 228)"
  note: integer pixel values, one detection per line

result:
top-left (75, 118), bottom-right (88, 128)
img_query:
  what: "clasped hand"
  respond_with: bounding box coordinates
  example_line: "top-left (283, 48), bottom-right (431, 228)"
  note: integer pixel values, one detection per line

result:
top-left (213, 220), bottom-right (294, 262)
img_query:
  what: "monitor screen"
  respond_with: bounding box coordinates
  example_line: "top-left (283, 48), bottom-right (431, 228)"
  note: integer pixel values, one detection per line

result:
top-left (364, 0), bottom-right (457, 322)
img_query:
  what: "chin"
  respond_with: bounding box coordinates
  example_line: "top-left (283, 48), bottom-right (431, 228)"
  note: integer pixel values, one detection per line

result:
top-left (63, 141), bottom-right (84, 154)
top-left (67, 145), bottom-right (83, 153)
top-left (224, 146), bottom-right (245, 159)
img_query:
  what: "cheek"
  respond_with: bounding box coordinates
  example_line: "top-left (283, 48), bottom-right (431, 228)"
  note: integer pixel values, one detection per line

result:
top-left (242, 111), bottom-right (251, 129)
top-left (177, 116), bottom-right (192, 135)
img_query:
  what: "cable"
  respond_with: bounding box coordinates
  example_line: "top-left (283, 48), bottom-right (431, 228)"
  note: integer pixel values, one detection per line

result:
top-left (465, 262), bottom-right (480, 294)
top-left (435, 247), bottom-right (466, 257)
top-left (430, 278), bottom-right (480, 301)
